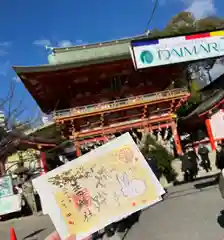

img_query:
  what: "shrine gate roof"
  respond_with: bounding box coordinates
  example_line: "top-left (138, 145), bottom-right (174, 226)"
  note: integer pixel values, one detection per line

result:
top-left (12, 35), bottom-right (186, 114)
top-left (48, 35), bottom-right (145, 65)
top-left (13, 35), bottom-right (145, 74)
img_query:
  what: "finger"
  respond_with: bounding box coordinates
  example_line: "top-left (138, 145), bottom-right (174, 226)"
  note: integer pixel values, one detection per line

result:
top-left (66, 235), bottom-right (76, 240)
top-left (67, 234), bottom-right (91, 240)
top-left (45, 231), bottom-right (61, 240)
top-left (82, 235), bottom-right (92, 240)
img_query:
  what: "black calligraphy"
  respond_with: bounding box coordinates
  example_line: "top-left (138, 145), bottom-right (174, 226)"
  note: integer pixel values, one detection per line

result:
top-left (95, 167), bottom-right (111, 188)
top-left (83, 208), bottom-right (93, 222)
top-left (113, 192), bottom-right (121, 206)
top-left (61, 199), bottom-right (67, 208)
top-left (75, 166), bottom-right (95, 179)
top-left (70, 179), bottom-right (82, 193)
top-left (73, 188), bottom-right (92, 210)
top-left (48, 163), bottom-right (114, 222)
top-left (91, 191), bottom-right (107, 212)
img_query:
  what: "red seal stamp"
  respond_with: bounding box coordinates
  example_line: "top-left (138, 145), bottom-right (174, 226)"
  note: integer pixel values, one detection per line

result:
top-left (68, 220), bottom-right (74, 225)
top-left (118, 147), bottom-right (134, 163)
top-left (72, 188), bottom-right (92, 209)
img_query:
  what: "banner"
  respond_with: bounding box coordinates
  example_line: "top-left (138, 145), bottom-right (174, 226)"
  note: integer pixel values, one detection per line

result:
top-left (130, 30), bottom-right (224, 69)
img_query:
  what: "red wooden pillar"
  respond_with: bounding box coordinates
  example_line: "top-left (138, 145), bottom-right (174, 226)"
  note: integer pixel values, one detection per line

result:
top-left (171, 121), bottom-right (183, 156)
top-left (103, 136), bottom-right (108, 143)
top-left (75, 141), bottom-right (81, 157)
top-left (39, 151), bottom-right (47, 175)
top-left (205, 118), bottom-right (216, 151)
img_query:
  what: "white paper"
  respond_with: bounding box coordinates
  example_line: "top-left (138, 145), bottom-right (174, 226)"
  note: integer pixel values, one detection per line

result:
top-left (33, 133), bottom-right (165, 240)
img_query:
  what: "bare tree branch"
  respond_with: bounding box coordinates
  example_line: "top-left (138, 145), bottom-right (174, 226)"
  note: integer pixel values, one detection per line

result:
top-left (0, 79), bottom-right (31, 131)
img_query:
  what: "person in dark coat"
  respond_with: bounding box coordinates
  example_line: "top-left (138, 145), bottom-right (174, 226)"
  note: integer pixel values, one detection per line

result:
top-left (116, 211), bottom-right (141, 234)
top-left (146, 156), bottom-right (162, 181)
top-left (17, 173), bottom-right (37, 215)
top-left (198, 144), bottom-right (211, 172)
top-left (181, 150), bottom-right (191, 182)
top-left (187, 147), bottom-right (199, 177)
top-left (146, 155), bottom-right (168, 198)
top-left (104, 211), bottom-right (141, 237)
top-left (181, 147), bottom-right (199, 182)
top-left (216, 143), bottom-right (224, 170)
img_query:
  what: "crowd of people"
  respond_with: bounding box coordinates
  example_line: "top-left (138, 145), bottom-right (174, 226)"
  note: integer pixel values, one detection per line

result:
top-left (181, 141), bottom-right (224, 183)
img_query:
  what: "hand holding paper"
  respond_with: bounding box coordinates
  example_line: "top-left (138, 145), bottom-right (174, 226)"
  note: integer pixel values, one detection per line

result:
top-left (34, 133), bottom-right (165, 240)
top-left (45, 231), bottom-right (92, 240)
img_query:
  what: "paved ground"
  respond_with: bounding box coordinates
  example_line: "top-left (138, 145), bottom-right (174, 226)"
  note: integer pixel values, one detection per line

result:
top-left (1, 176), bottom-right (224, 240)
top-left (126, 176), bottom-right (224, 240)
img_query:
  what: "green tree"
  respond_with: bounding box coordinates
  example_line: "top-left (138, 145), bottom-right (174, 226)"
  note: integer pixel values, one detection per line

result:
top-left (153, 12), bottom-right (224, 38)
top-left (196, 16), bottom-right (224, 31)
top-left (142, 134), bottom-right (176, 183)
top-left (164, 12), bottom-right (196, 36)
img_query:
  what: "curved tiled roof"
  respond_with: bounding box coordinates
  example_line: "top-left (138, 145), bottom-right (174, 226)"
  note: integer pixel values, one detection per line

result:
top-left (13, 35), bottom-right (145, 74)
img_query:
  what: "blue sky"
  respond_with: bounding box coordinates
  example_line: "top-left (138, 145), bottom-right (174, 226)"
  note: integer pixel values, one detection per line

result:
top-left (0, 0), bottom-right (223, 122)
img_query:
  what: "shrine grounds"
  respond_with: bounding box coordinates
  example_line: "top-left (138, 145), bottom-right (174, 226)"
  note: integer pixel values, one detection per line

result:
top-left (1, 176), bottom-right (224, 240)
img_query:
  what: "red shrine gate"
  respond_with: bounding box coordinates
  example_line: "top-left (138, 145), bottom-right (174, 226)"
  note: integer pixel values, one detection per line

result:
top-left (14, 33), bottom-right (210, 156)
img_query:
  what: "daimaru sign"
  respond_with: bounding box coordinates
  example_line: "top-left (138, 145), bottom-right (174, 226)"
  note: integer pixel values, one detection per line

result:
top-left (130, 31), bottom-right (224, 69)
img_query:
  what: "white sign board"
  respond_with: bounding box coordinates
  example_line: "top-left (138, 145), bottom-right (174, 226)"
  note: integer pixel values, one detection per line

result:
top-left (0, 175), bottom-right (13, 198)
top-left (0, 194), bottom-right (21, 215)
top-left (210, 109), bottom-right (224, 139)
top-left (130, 30), bottom-right (224, 69)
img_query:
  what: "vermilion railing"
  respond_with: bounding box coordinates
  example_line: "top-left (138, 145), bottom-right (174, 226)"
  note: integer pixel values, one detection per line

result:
top-left (53, 88), bottom-right (189, 118)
